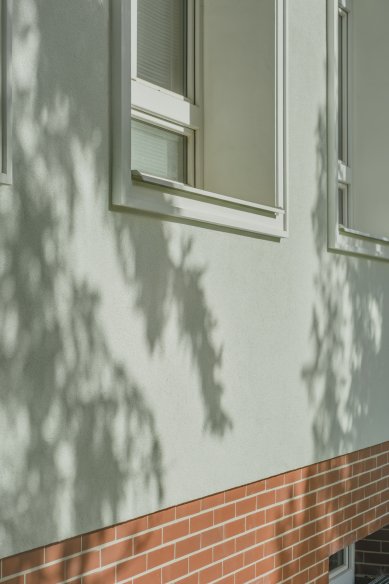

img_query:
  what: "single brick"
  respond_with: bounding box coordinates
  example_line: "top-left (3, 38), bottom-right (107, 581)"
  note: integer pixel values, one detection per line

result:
top-left (134, 529), bottom-right (162, 554)
top-left (235, 565), bottom-right (256, 584)
top-left (190, 511), bottom-right (213, 534)
top-left (82, 527), bottom-right (115, 551)
top-left (163, 519), bottom-right (189, 543)
top-left (188, 549), bottom-right (213, 572)
top-left (176, 535), bottom-right (201, 558)
top-left (213, 539), bottom-right (236, 561)
top-left (117, 516), bottom-right (148, 539)
top-left (199, 562), bottom-right (223, 583)
top-left (223, 552), bottom-right (244, 575)
top-left (214, 504), bottom-right (235, 525)
top-left (224, 517), bottom-right (245, 538)
top-left (116, 554), bottom-right (147, 580)
top-left (200, 526), bottom-right (224, 548)
top-left (201, 492), bottom-right (224, 510)
top-left (101, 539), bottom-right (133, 566)
top-left (147, 544), bottom-right (174, 570)
top-left (148, 508), bottom-right (175, 529)
top-left (162, 558), bottom-right (188, 582)
top-left (176, 500), bottom-right (202, 519)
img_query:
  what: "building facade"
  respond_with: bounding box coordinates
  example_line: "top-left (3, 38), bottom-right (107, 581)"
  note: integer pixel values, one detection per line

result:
top-left (0, 0), bottom-right (388, 582)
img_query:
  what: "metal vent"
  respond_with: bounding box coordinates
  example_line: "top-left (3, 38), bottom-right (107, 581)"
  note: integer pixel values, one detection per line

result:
top-left (370, 576), bottom-right (389, 584)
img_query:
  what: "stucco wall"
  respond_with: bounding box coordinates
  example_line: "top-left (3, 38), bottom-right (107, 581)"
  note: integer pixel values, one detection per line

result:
top-left (1, 0), bottom-right (389, 557)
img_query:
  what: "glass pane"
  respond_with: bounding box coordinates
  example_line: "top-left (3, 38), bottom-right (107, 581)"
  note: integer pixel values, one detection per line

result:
top-left (131, 119), bottom-right (186, 182)
top-left (0, 0), bottom-right (3, 171)
top-left (137, 0), bottom-right (186, 95)
top-left (338, 185), bottom-right (348, 226)
top-left (338, 12), bottom-right (343, 161)
top-left (338, 10), bottom-right (348, 164)
top-left (329, 549), bottom-right (345, 572)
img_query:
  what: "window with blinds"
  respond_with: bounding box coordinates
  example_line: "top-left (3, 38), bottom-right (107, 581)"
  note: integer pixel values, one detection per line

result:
top-left (131, 119), bottom-right (187, 183)
top-left (112, 0), bottom-right (288, 237)
top-left (131, 0), bottom-right (194, 183)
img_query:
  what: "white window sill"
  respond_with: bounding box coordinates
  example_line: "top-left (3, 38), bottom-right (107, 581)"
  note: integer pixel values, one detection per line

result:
top-left (132, 171), bottom-right (285, 217)
top-left (331, 224), bottom-right (389, 261)
top-left (111, 171), bottom-right (288, 239)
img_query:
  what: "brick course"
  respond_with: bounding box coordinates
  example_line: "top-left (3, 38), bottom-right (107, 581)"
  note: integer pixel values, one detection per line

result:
top-left (1, 442), bottom-right (389, 584)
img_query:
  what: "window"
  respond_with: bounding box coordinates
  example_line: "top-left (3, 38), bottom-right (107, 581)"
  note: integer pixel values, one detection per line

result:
top-left (130, 0), bottom-right (198, 185)
top-left (337, 1), bottom-right (351, 228)
top-left (0, 0), bottom-right (12, 185)
top-left (329, 545), bottom-right (354, 584)
top-left (328, 0), bottom-right (389, 260)
top-left (111, 0), bottom-right (288, 237)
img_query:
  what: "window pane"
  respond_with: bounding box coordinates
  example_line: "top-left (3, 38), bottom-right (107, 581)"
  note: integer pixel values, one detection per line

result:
top-left (338, 10), bottom-right (348, 164)
top-left (338, 184), bottom-right (348, 226)
top-left (137, 0), bottom-right (186, 95)
top-left (329, 549), bottom-right (345, 572)
top-left (338, 12), bottom-right (343, 161)
top-left (0, 0), bottom-right (3, 170)
top-left (131, 119), bottom-right (186, 182)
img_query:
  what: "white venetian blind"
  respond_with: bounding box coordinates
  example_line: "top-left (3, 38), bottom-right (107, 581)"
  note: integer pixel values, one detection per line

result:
top-left (137, 0), bottom-right (186, 95)
top-left (131, 119), bottom-right (186, 182)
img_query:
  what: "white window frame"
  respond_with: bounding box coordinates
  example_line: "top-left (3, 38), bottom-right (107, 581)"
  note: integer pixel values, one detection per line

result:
top-left (0, 0), bottom-right (12, 185)
top-left (329, 545), bottom-right (355, 584)
top-left (328, 0), bottom-right (389, 260)
top-left (111, 0), bottom-right (288, 238)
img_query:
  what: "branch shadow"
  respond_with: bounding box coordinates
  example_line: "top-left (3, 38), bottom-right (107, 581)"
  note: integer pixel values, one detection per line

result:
top-left (0, 0), bottom-right (231, 557)
top-left (302, 107), bottom-right (384, 459)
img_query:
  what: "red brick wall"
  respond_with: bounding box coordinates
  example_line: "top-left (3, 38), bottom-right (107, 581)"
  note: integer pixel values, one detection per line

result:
top-left (1, 442), bottom-right (388, 584)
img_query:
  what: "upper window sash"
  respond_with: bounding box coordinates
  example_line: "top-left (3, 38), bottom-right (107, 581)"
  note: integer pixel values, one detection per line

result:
top-left (0, 0), bottom-right (12, 186)
top-left (130, 0), bottom-right (199, 131)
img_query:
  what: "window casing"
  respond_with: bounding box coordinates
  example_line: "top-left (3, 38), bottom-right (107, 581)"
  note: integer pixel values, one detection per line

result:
top-left (328, 0), bottom-right (389, 260)
top-left (329, 545), bottom-right (354, 584)
top-left (111, 0), bottom-right (288, 238)
top-left (0, 0), bottom-right (12, 185)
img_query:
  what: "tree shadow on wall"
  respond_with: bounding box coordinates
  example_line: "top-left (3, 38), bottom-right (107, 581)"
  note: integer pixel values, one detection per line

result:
top-left (112, 219), bottom-right (232, 435)
top-left (302, 108), bottom-right (385, 460)
top-left (0, 0), bottom-right (231, 557)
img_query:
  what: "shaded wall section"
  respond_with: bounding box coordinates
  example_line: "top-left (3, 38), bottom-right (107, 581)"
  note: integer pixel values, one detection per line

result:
top-left (356, 525), bottom-right (389, 583)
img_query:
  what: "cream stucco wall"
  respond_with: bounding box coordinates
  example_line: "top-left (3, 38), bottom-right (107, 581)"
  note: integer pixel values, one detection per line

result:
top-left (1, 0), bottom-right (389, 556)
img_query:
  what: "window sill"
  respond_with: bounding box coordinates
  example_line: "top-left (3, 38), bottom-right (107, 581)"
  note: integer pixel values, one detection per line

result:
top-left (132, 171), bottom-right (285, 217)
top-left (330, 224), bottom-right (389, 261)
top-left (111, 170), bottom-right (288, 239)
